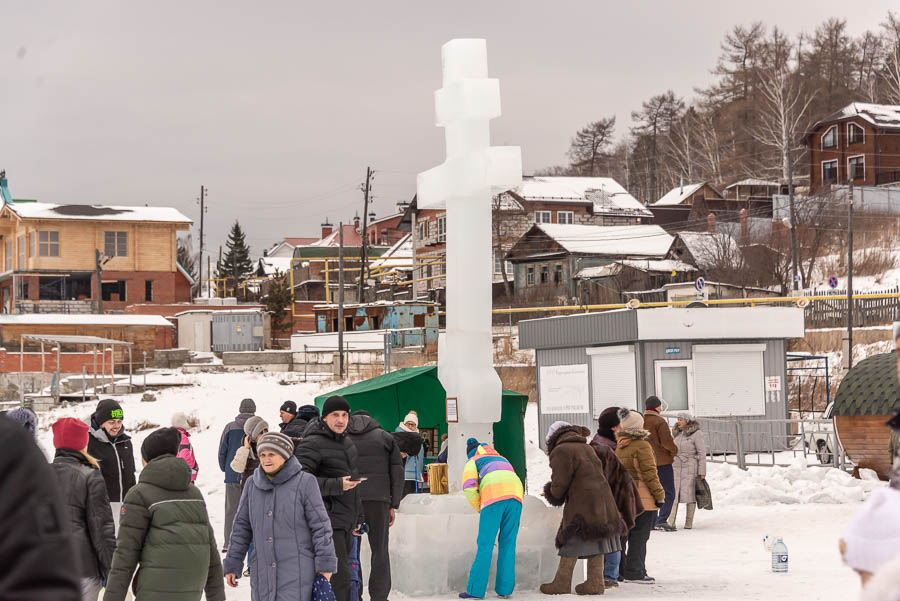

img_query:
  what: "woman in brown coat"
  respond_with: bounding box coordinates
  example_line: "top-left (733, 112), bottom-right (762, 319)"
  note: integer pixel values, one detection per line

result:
top-left (614, 409), bottom-right (665, 585)
top-left (541, 422), bottom-right (625, 596)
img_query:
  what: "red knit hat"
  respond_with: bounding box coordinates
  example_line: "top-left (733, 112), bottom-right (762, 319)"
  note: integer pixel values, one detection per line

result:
top-left (52, 417), bottom-right (89, 450)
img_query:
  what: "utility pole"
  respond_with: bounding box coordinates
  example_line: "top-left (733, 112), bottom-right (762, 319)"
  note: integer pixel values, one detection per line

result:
top-left (847, 178), bottom-right (855, 370)
top-left (787, 146), bottom-right (800, 290)
top-left (338, 223), bottom-right (345, 379)
top-left (358, 167), bottom-right (372, 302)
top-left (207, 256), bottom-right (212, 298)
top-left (218, 246), bottom-right (223, 298)
top-left (197, 186), bottom-right (207, 298)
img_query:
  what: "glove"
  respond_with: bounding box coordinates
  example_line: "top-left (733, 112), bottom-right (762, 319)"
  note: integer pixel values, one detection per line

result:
top-left (655, 500), bottom-right (665, 508)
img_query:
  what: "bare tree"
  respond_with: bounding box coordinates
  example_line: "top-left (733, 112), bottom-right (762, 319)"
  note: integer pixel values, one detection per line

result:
top-left (567, 117), bottom-right (616, 176)
top-left (492, 194), bottom-right (527, 296)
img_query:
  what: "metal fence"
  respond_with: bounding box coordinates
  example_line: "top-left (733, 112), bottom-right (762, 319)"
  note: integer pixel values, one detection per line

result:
top-left (805, 287), bottom-right (900, 328)
top-left (701, 417), bottom-right (846, 471)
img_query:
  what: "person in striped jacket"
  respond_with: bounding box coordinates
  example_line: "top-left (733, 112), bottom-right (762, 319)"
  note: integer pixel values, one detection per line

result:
top-left (460, 437), bottom-right (524, 600)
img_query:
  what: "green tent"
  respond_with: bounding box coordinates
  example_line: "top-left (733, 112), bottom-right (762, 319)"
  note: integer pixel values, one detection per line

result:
top-left (314, 366), bottom-right (528, 483)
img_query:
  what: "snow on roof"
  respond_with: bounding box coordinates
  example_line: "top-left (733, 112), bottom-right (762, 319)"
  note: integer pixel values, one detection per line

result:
top-left (513, 176), bottom-right (651, 217)
top-left (5, 202), bottom-right (192, 224)
top-left (257, 256), bottom-right (293, 276)
top-left (676, 231), bottom-right (741, 270)
top-left (536, 223), bottom-right (673, 258)
top-left (308, 224), bottom-right (362, 247)
top-left (652, 183), bottom-right (704, 206)
top-left (725, 178), bottom-right (780, 189)
top-left (0, 314), bottom-right (173, 327)
top-left (370, 233), bottom-right (412, 270)
top-left (576, 259), bottom-right (697, 279)
top-left (820, 102), bottom-right (900, 130)
top-left (174, 308), bottom-right (265, 317)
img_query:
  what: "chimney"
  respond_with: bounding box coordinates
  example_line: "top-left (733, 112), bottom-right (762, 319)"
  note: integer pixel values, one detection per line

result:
top-left (706, 212), bottom-right (717, 233)
top-left (739, 208), bottom-right (748, 242)
top-left (263, 248), bottom-right (268, 257)
top-left (321, 218), bottom-right (333, 239)
top-left (354, 212), bottom-right (360, 231)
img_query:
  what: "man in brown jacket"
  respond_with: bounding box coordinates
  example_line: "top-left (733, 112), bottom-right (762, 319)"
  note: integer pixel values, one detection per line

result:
top-left (643, 396), bottom-right (678, 531)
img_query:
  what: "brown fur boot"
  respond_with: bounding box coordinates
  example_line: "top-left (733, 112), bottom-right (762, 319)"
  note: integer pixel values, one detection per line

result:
top-left (540, 556), bottom-right (577, 595)
top-left (575, 555), bottom-right (605, 595)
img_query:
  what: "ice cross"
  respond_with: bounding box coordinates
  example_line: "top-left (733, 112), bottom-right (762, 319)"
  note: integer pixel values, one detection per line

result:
top-left (418, 39), bottom-right (522, 492)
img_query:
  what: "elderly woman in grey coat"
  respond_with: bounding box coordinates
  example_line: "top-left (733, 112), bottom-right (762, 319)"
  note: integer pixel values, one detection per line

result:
top-left (224, 432), bottom-right (337, 601)
top-left (667, 412), bottom-right (706, 530)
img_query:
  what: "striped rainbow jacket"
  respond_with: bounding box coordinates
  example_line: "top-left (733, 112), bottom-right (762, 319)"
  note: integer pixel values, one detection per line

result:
top-left (461, 443), bottom-right (524, 512)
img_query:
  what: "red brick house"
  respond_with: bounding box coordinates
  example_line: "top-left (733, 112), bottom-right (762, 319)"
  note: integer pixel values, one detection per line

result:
top-left (806, 102), bottom-right (900, 193)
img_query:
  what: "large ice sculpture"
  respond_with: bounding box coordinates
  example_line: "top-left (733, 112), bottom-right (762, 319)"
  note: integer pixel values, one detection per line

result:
top-left (417, 38), bottom-right (522, 491)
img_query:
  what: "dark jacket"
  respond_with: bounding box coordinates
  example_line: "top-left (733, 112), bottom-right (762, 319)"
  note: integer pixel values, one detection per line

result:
top-left (590, 433), bottom-right (644, 532)
top-left (87, 418), bottom-right (136, 503)
top-left (0, 415), bottom-right (80, 601)
top-left (104, 455), bottom-right (225, 601)
top-left (592, 431), bottom-right (617, 451)
top-left (218, 412), bottom-right (253, 484)
top-left (543, 426), bottom-right (626, 549)
top-left (224, 457), bottom-right (337, 601)
top-left (297, 418), bottom-right (364, 531)
top-left (50, 449), bottom-right (116, 580)
top-left (348, 414), bottom-right (404, 508)
top-left (281, 415), bottom-right (312, 442)
top-left (643, 408), bottom-right (678, 466)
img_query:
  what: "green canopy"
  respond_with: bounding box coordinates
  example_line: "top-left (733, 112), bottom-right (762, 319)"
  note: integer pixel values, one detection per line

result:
top-left (315, 366), bottom-right (528, 483)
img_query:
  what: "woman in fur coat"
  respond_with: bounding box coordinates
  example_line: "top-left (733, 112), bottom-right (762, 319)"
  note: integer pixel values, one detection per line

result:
top-left (668, 411), bottom-right (707, 530)
top-left (540, 422), bottom-right (625, 596)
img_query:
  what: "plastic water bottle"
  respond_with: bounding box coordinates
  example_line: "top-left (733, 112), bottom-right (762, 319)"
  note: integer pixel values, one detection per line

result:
top-left (771, 538), bottom-right (788, 573)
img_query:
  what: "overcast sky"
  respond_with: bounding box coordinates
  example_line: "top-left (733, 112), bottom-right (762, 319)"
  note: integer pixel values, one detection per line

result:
top-left (2, 1), bottom-right (896, 259)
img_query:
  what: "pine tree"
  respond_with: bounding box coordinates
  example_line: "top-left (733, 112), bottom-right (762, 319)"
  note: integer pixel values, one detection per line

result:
top-left (265, 269), bottom-right (293, 345)
top-left (220, 221), bottom-right (253, 298)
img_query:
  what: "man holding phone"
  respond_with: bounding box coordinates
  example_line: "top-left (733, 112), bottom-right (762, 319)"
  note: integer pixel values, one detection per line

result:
top-left (297, 396), bottom-right (365, 601)
top-left (349, 410), bottom-right (405, 601)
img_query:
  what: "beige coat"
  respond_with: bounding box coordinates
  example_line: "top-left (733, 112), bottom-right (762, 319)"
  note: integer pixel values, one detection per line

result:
top-left (672, 422), bottom-right (707, 504)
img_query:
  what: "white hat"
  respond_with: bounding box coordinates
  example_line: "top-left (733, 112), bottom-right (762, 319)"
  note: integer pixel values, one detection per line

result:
top-left (171, 412), bottom-right (190, 431)
top-left (546, 420), bottom-right (570, 444)
top-left (677, 411), bottom-right (694, 422)
top-left (861, 552), bottom-right (900, 601)
top-left (619, 410), bottom-right (644, 431)
top-left (844, 487), bottom-right (900, 575)
top-left (403, 412), bottom-right (419, 428)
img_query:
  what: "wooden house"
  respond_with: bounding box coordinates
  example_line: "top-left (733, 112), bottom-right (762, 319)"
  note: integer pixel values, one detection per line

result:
top-left (0, 181), bottom-right (192, 314)
top-left (830, 351), bottom-right (899, 478)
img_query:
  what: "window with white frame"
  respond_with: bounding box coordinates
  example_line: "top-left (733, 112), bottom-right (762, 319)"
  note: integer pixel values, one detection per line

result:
top-left (437, 215), bottom-right (446, 243)
top-left (38, 231), bottom-right (59, 257)
top-left (540, 264), bottom-right (549, 284)
top-left (526, 266), bottom-right (535, 285)
top-left (557, 211), bottom-right (574, 225)
top-left (848, 123), bottom-right (864, 145)
top-left (821, 125), bottom-right (837, 149)
top-left (494, 256), bottom-right (513, 275)
top-left (848, 155), bottom-right (865, 181)
top-left (822, 160), bottom-right (838, 183)
top-left (417, 221), bottom-right (426, 242)
top-left (535, 211), bottom-right (552, 224)
top-left (104, 231), bottom-right (128, 257)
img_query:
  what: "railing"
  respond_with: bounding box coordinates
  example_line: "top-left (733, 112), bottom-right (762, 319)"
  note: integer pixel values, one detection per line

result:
top-left (700, 417), bottom-right (846, 471)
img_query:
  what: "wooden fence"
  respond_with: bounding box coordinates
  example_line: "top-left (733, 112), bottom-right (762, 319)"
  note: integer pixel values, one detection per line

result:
top-left (805, 286), bottom-right (900, 328)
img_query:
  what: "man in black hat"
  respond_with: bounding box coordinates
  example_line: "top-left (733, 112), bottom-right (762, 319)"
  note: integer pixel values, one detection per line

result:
top-left (87, 398), bottom-right (136, 530)
top-left (280, 402), bottom-right (320, 443)
top-left (297, 396), bottom-right (364, 601)
top-left (279, 401), bottom-right (298, 428)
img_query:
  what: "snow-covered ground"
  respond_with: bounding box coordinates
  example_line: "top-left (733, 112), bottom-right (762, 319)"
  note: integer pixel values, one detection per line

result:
top-left (33, 371), bottom-right (881, 600)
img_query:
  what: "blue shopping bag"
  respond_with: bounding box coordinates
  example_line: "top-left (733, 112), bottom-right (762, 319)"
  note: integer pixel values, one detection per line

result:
top-left (312, 574), bottom-right (336, 601)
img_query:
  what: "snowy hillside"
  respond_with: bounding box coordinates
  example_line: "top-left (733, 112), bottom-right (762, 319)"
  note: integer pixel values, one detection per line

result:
top-left (33, 372), bottom-right (879, 600)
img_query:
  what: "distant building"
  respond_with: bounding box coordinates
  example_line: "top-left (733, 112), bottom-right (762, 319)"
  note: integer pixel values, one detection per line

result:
top-left (806, 102), bottom-right (900, 193)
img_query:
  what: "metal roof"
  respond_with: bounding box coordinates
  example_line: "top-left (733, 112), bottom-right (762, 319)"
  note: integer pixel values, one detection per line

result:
top-left (832, 352), bottom-right (900, 416)
top-left (21, 334), bottom-right (133, 346)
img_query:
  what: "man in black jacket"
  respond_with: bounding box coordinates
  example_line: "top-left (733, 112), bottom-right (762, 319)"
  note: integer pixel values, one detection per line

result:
top-left (297, 396), bottom-right (363, 601)
top-left (0, 414), bottom-right (80, 601)
top-left (282, 404), bottom-right (320, 443)
top-left (87, 399), bottom-right (136, 529)
top-left (348, 410), bottom-right (404, 601)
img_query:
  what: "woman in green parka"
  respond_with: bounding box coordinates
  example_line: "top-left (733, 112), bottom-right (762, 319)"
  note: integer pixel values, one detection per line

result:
top-left (103, 428), bottom-right (225, 601)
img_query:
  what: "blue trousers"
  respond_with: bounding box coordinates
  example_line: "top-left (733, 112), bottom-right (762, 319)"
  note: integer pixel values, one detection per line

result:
top-left (467, 499), bottom-right (522, 598)
top-left (655, 464), bottom-right (675, 524)
top-left (604, 551), bottom-right (620, 581)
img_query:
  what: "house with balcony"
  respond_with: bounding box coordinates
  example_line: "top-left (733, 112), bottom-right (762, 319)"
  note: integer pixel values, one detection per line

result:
top-left (806, 102), bottom-right (900, 193)
top-left (0, 173), bottom-right (193, 314)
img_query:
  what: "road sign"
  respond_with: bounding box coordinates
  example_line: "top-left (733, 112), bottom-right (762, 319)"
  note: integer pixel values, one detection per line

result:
top-left (695, 277), bottom-right (705, 291)
top-left (828, 276), bottom-right (839, 289)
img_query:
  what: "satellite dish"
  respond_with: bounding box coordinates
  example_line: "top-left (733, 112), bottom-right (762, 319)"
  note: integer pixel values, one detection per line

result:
top-left (626, 298), bottom-right (641, 310)
top-left (796, 297), bottom-right (810, 308)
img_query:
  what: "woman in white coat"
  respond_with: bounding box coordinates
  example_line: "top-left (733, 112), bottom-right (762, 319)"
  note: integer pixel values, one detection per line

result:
top-left (667, 411), bottom-right (706, 530)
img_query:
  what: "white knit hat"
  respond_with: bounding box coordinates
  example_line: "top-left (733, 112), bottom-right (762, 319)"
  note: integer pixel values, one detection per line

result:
top-left (619, 410), bottom-right (644, 431)
top-left (545, 420), bottom-right (570, 444)
top-left (403, 412), bottom-right (419, 428)
top-left (171, 412), bottom-right (190, 431)
top-left (843, 487), bottom-right (900, 575)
